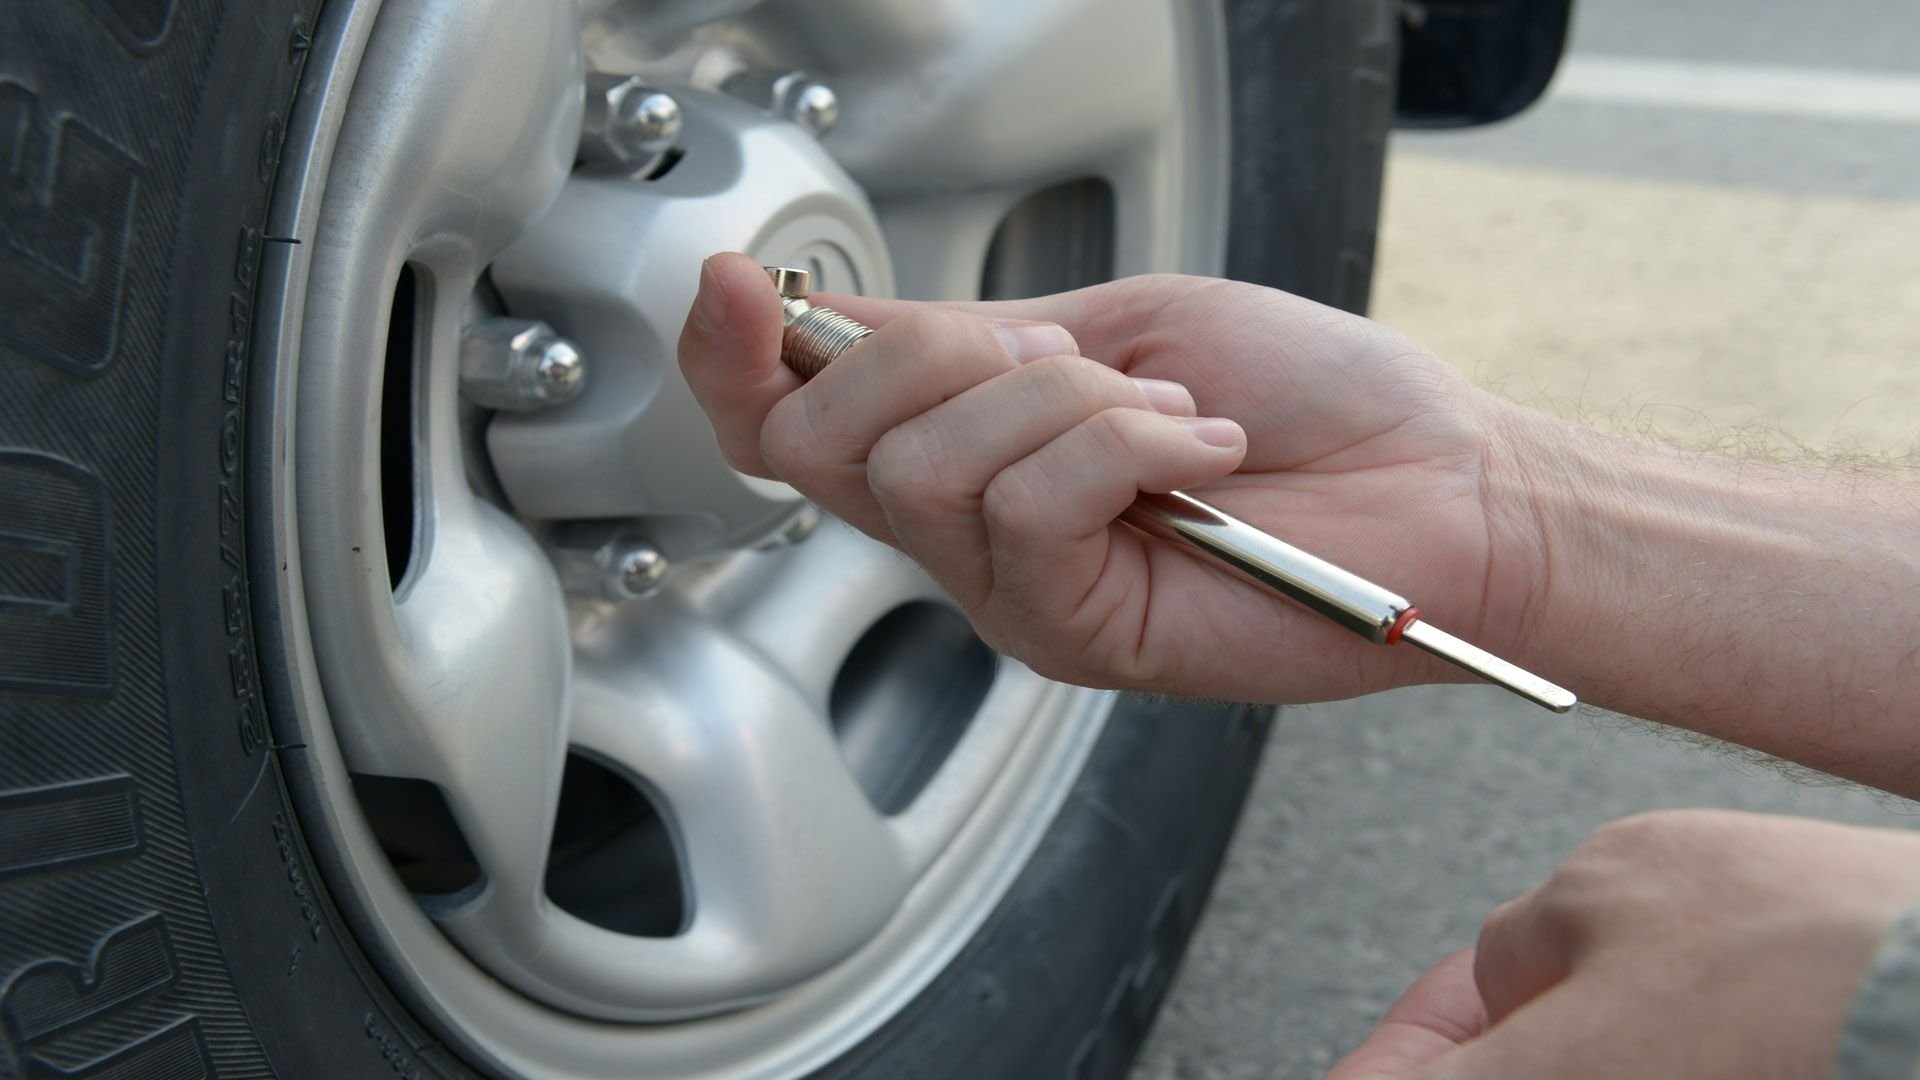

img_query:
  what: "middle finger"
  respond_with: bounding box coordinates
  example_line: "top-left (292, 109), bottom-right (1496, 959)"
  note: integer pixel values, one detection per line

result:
top-left (757, 307), bottom-right (1075, 541)
top-left (866, 354), bottom-right (1194, 607)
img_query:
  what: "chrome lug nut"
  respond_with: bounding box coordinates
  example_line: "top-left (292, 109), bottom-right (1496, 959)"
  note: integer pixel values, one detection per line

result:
top-left (547, 530), bottom-right (670, 601)
top-left (726, 69), bottom-right (839, 137)
top-left (621, 89), bottom-right (683, 147)
top-left (580, 74), bottom-right (682, 174)
top-left (755, 505), bottom-right (822, 550)
top-left (780, 76), bottom-right (838, 136)
top-left (534, 339), bottom-right (586, 399)
top-left (460, 318), bottom-right (587, 411)
top-left (611, 544), bottom-right (668, 600)
top-left (780, 506), bottom-right (821, 545)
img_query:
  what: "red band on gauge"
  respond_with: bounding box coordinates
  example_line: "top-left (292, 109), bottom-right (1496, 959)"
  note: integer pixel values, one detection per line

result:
top-left (1385, 607), bottom-right (1420, 645)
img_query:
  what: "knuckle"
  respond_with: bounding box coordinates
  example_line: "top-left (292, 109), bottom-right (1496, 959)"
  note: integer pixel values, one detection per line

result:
top-left (1583, 809), bottom-right (1705, 857)
top-left (981, 466), bottom-right (1047, 542)
top-left (1526, 874), bottom-right (1593, 937)
top-left (717, 439), bottom-right (772, 478)
top-left (1528, 813), bottom-right (1717, 927)
top-left (866, 424), bottom-right (945, 506)
top-left (881, 309), bottom-right (1013, 379)
top-left (1577, 808), bottom-right (1735, 888)
top-left (1038, 353), bottom-right (1133, 405)
top-left (986, 622), bottom-right (1083, 685)
top-left (965, 608), bottom-right (1020, 658)
top-left (1479, 895), bottom-right (1527, 944)
top-left (1021, 651), bottom-right (1090, 688)
top-left (1085, 406), bottom-right (1154, 459)
top-left (1023, 350), bottom-right (1093, 382)
top-left (883, 308), bottom-right (962, 358)
top-left (1474, 901), bottom-right (1528, 987)
top-left (1020, 352), bottom-right (1082, 391)
top-left (758, 396), bottom-right (816, 482)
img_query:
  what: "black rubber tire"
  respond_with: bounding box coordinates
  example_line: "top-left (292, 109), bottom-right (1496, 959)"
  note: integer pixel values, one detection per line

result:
top-left (1225, 0), bottom-right (1399, 314)
top-left (812, 700), bottom-right (1270, 1079)
top-left (0, 3), bottom-right (1388, 1078)
top-left (0, 1), bottom-right (456, 1076)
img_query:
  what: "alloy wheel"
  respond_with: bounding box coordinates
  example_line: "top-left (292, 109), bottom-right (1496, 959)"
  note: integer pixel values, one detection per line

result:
top-left (255, 0), bottom-right (1229, 1074)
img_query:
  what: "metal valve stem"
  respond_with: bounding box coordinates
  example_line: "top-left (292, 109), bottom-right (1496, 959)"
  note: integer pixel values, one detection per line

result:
top-left (761, 266), bottom-right (1578, 713)
top-left (769, 267), bottom-right (873, 378)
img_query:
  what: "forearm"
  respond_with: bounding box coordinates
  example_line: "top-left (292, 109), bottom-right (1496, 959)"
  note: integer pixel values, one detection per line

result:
top-left (1483, 400), bottom-right (1920, 795)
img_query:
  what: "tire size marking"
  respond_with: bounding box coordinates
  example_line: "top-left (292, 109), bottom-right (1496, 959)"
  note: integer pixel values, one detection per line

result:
top-left (218, 226), bottom-right (264, 756)
top-left (271, 814), bottom-right (324, 943)
top-left (363, 1012), bottom-right (425, 1079)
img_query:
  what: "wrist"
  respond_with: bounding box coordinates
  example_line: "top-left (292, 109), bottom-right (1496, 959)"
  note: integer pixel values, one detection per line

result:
top-left (1470, 395), bottom-right (1575, 667)
top-left (1473, 398), bottom-right (1768, 711)
top-left (1474, 397), bottom-right (1920, 787)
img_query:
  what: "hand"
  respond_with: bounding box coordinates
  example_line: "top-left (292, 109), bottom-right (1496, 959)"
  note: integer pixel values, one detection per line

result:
top-left (679, 252), bottom-right (1543, 702)
top-left (1327, 810), bottom-right (1920, 1079)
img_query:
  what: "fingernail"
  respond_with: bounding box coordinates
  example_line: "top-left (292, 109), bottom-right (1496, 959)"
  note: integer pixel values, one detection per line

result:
top-left (1178, 416), bottom-right (1244, 449)
top-left (1131, 377), bottom-right (1195, 415)
top-left (995, 320), bottom-right (1077, 363)
top-left (692, 258), bottom-right (727, 333)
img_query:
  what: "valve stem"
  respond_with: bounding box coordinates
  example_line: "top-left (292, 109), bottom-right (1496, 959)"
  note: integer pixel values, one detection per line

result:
top-left (767, 267), bottom-right (872, 378)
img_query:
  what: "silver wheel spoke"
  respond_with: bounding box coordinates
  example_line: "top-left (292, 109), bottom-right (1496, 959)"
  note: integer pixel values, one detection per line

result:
top-left (385, 493), bottom-right (574, 908)
top-left (811, 0), bottom-right (1187, 194)
top-left (574, 610), bottom-right (909, 956)
top-left (794, 0), bottom-right (1225, 298)
top-left (692, 523), bottom-right (1072, 875)
top-left (294, 0), bottom-right (584, 939)
top-left (874, 191), bottom-right (1017, 304)
top-left (681, 519), bottom-right (948, 709)
top-left (321, 269), bottom-right (578, 921)
top-left (440, 598), bottom-right (912, 1019)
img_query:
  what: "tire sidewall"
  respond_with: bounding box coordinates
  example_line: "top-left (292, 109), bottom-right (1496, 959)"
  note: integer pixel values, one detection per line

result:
top-left (1, 1), bottom-right (457, 1075)
top-left (1, 0), bottom-right (1389, 1075)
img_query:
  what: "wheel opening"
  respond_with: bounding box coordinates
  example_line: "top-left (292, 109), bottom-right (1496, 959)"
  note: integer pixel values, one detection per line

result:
top-left (546, 752), bottom-right (686, 937)
top-left (979, 177), bottom-right (1116, 300)
top-left (830, 602), bottom-right (998, 815)
top-left (379, 265), bottom-right (420, 589)
top-left (352, 773), bottom-right (483, 899)
top-left (642, 147), bottom-right (685, 180)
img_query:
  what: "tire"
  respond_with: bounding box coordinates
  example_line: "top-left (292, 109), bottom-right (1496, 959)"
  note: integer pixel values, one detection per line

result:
top-left (0, 4), bottom-right (1390, 1079)
top-left (0, 1), bottom-right (448, 1074)
top-left (1225, 0), bottom-right (1398, 314)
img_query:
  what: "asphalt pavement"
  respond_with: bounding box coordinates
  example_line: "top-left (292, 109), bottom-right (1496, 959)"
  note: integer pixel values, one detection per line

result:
top-left (1133, 2), bottom-right (1920, 1076)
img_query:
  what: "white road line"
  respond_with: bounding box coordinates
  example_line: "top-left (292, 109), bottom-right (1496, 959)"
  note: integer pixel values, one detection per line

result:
top-left (1552, 55), bottom-right (1920, 124)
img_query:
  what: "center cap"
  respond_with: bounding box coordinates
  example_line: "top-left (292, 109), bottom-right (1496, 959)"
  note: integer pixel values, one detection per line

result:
top-left (485, 87), bottom-right (892, 558)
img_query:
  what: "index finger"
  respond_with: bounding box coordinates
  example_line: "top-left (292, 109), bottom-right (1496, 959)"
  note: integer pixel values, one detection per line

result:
top-left (1325, 947), bottom-right (1487, 1080)
top-left (816, 277), bottom-right (1170, 372)
top-left (677, 251), bottom-right (801, 477)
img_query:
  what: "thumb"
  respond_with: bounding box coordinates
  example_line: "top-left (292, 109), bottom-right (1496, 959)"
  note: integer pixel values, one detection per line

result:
top-left (1325, 948), bottom-right (1486, 1080)
top-left (677, 251), bottom-right (800, 477)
